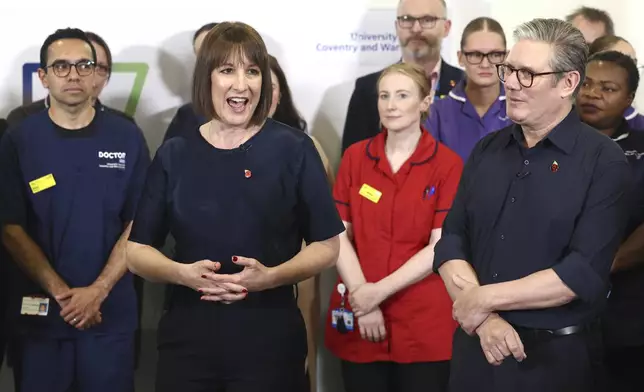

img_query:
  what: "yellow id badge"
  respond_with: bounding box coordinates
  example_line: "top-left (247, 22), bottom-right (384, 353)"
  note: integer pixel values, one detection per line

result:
top-left (359, 183), bottom-right (382, 203)
top-left (20, 296), bottom-right (49, 316)
top-left (29, 174), bottom-right (56, 194)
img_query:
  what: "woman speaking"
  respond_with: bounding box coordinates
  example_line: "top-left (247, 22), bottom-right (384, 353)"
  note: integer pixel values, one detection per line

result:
top-left (126, 22), bottom-right (344, 392)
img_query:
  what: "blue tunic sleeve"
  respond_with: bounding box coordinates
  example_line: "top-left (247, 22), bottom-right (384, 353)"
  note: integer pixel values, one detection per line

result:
top-left (0, 130), bottom-right (27, 228)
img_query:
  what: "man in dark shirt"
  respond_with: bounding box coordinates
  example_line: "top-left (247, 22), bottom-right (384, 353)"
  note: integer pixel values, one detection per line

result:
top-left (4, 31), bottom-right (145, 387)
top-left (0, 28), bottom-right (149, 392)
top-left (161, 22), bottom-right (216, 142)
top-left (433, 19), bottom-right (631, 392)
top-left (340, 0), bottom-right (463, 153)
top-left (577, 50), bottom-right (644, 392)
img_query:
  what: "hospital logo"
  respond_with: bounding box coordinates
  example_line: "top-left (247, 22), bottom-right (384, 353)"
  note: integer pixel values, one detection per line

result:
top-left (98, 151), bottom-right (126, 170)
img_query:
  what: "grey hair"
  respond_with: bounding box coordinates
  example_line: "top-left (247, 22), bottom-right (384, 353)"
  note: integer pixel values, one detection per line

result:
top-left (513, 18), bottom-right (588, 97)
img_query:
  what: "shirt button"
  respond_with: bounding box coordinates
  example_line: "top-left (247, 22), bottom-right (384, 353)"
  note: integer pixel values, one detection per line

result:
top-left (524, 159), bottom-right (529, 166)
top-left (493, 273), bottom-right (498, 278)
top-left (511, 197), bottom-right (516, 203)
top-left (500, 234), bottom-right (505, 240)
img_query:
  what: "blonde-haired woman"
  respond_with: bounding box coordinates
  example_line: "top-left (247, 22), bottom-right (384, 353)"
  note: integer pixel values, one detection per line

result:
top-left (325, 63), bottom-right (463, 392)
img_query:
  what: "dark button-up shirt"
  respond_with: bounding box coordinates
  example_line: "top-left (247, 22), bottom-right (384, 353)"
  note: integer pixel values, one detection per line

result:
top-left (434, 108), bottom-right (632, 329)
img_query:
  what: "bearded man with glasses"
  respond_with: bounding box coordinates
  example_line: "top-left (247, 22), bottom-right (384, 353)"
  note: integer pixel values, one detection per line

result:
top-left (0, 28), bottom-right (149, 392)
top-left (434, 18), bottom-right (631, 392)
top-left (341, 0), bottom-right (464, 153)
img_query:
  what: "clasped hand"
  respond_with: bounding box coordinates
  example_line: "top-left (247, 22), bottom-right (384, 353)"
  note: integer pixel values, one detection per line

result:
top-left (451, 274), bottom-right (492, 335)
top-left (185, 256), bottom-right (274, 303)
top-left (56, 285), bottom-right (106, 330)
top-left (476, 314), bottom-right (527, 365)
top-left (349, 282), bottom-right (386, 317)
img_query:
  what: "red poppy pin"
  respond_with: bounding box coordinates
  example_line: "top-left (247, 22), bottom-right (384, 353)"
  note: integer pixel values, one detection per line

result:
top-left (244, 169), bottom-right (252, 178)
top-left (550, 161), bottom-right (559, 173)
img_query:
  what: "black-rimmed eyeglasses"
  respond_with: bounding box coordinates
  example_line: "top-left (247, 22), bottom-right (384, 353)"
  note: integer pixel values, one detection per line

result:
top-left (396, 15), bottom-right (445, 30)
top-left (462, 51), bottom-right (507, 65)
top-left (496, 63), bottom-right (572, 88)
top-left (46, 60), bottom-right (95, 78)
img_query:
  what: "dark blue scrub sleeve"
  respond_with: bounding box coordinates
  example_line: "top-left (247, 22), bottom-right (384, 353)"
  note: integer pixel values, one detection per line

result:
top-left (0, 133), bottom-right (27, 227)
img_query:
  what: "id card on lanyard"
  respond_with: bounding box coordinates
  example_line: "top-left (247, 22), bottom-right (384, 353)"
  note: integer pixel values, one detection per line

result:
top-left (331, 283), bottom-right (354, 333)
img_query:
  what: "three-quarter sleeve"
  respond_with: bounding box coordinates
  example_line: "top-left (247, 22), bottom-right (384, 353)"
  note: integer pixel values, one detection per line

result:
top-left (0, 133), bottom-right (27, 228)
top-left (332, 145), bottom-right (354, 222)
top-left (128, 149), bottom-right (170, 249)
top-left (552, 159), bottom-right (632, 303)
top-left (121, 129), bottom-right (151, 223)
top-left (433, 139), bottom-right (484, 272)
top-left (432, 158), bottom-right (463, 229)
top-left (296, 137), bottom-right (345, 244)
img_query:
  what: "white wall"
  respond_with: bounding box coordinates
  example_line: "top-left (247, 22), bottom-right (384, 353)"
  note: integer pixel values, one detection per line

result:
top-left (0, 1), bottom-right (639, 391)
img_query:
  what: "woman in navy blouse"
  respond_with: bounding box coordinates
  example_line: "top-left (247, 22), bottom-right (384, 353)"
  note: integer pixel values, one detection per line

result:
top-left (126, 22), bottom-right (344, 392)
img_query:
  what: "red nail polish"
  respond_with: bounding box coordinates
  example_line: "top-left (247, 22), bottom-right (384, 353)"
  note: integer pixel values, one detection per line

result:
top-left (201, 275), bottom-right (207, 279)
top-left (242, 289), bottom-right (248, 293)
top-left (232, 256), bottom-right (238, 262)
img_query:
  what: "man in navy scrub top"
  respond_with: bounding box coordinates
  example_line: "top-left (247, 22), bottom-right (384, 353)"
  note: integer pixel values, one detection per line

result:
top-left (0, 28), bottom-right (149, 392)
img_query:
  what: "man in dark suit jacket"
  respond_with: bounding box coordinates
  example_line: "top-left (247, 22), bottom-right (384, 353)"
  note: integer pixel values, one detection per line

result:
top-left (341, 0), bottom-right (464, 153)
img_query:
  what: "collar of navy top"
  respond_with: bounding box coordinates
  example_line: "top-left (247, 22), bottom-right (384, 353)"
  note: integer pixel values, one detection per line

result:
top-left (507, 107), bottom-right (580, 155)
top-left (365, 126), bottom-right (438, 166)
top-left (624, 105), bottom-right (639, 121)
top-left (447, 79), bottom-right (506, 104)
top-left (611, 120), bottom-right (630, 143)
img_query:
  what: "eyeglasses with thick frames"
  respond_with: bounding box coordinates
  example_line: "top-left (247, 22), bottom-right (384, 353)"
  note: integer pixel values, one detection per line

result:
top-left (496, 63), bottom-right (572, 88)
top-left (462, 51), bottom-right (507, 65)
top-left (46, 60), bottom-right (95, 78)
top-left (396, 15), bottom-right (446, 30)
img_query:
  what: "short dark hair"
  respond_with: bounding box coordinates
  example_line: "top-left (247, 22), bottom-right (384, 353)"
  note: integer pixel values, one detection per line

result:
top-left (193, 22), bottom-right (218, 44)
top-left (84, 31), bottom-right (113, 70)
top-left (268, 55), bottom-right (307, 131)
top-left (588, 35), bottom-right (629, 56)
top-left (587, 50), bottom-right (640, 96)
top-left (565, 7), bottom-right (614, 36)
top-left (460, 17), bottom-right (506, 49)
top-left (39, 28), bottom-right (96, 69)
top-left (192, 22), bottom-right (272, 126)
